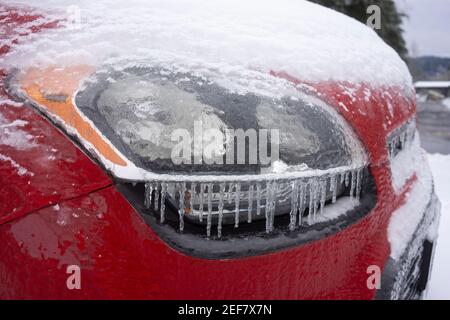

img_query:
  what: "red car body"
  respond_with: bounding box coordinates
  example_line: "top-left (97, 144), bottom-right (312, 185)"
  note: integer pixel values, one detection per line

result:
top-left (0, 6), bottom-right (438, 299)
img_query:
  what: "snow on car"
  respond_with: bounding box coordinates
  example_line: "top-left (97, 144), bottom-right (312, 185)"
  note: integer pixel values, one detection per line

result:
top-left (0, 0), bottom-right (441, 299)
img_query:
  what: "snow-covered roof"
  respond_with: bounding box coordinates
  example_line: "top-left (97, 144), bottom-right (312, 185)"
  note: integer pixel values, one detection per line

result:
top-left (2, 0), bottom-right (413, 96)
top-left (414, 81), bottom-right (450, 89)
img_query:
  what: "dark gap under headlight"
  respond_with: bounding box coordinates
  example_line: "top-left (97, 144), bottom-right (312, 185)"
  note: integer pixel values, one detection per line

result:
top-left (115, 168), bottom-right (376, 258)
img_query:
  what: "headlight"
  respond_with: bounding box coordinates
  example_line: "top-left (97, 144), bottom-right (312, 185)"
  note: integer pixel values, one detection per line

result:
top-left (73, 66), bottom-right (369, 238)
top-left (20, 65), bottom-right (369, 239)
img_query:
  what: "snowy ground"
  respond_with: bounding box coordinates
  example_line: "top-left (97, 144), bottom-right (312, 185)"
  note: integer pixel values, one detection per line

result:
top-left (426, 153), bottom-right (450, 300)
top-left (443, 98), bottom-right (450, 111)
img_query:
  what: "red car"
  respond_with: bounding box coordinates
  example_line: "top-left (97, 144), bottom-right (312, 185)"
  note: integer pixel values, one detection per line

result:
top-left (0, 1), bottom-right (441, 299)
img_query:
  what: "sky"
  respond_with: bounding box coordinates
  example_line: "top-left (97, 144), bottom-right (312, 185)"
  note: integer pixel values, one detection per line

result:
top-left (395, 0), bottom-right (450, 57)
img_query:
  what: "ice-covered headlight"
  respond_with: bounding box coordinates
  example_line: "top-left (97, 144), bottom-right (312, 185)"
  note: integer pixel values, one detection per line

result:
top-left (75, 66), bottom-right (368, 237)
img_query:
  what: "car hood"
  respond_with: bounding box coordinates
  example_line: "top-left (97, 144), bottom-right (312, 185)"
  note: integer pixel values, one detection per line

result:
top-left (5, 0), bottom-right (416, 180)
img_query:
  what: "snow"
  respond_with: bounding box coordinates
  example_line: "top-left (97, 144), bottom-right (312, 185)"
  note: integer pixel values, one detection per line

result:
top-left (390, 134), bottom-right (420, 192)
top-left (0, 154), bottom-right (33, 176)
top-left (2, 0), bottom-right (401, 182)
top-left (0, 113), bottom-right (36, 176)
top-left (387, 135), bottom-right (433, 260)
top-left (269, 160), bottom-right (289, 174)
top-left (314, 196), bottom-right (360, 223)
top-left (426, 153), bottom-right (450, 300)
top-left (0, 98), bottom-right (23, 107)
top-left (0, 114), bottom-right (35, 150)
top-left (2, 0), bottom-right (413, 96)
top-left (442, 98), bottom-right (450, 111)
top-left (414, 81), bottom-right (450, 89)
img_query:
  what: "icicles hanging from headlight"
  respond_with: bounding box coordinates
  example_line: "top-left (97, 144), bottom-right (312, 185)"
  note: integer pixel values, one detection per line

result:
top-left (143, 165), bottom-right (367, 238)
top-left (387, 119), bottom-right (416, 158)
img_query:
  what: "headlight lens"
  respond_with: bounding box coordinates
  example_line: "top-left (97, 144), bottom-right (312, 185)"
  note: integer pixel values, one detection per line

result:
top-left (75, 66), bottom-right (364, 174)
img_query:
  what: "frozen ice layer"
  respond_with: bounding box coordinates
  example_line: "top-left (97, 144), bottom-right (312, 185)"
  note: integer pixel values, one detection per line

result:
top-left (144, 165), bottom-right (367, 237)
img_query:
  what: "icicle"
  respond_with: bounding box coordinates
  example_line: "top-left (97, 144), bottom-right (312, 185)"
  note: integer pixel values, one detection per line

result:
top-left (269, 182), bottom-right (278, 232)
top-left (408, 124), bottom-right (416, 145)
top-left (330, 174), bottom-right (338, 204)
top-left (320, 179), bottom-right (326, 216)
top-left (298, 181), bottom-right (305, 226)
top-left (256, 183), bottom-right (262, 216)
top-left (217, 183), bottom-right (225, 238)
top-left (227, 183), bottom-right (234, 204)
top-left (144, 182), bottom-right (154, 209)
top-left (329, 175), bottom-right (335, 192)
top-left (234, 182), bottom-right (241, 228)
top-left (344, 171), bottom-right (350, 187)
top-left (206, 183), bottom-right (213, 238)
top-left (247, 184), bottom-right (254, 223)
top-left (393, 137), bottom-right (398, 154)
top-left (340, 172), bottom-right (345, 185)
top-left (265, 181), bottom-right (271, 233)
top-left (308, 179), bottom-right (320, 224)
top-left (400, 131), bottom-right (407, 149)
top-left (350, 170), bottom-right (357, 198)
top-left (289, 180), bottom-right (299, 231)
top-left (178, 182), bottom-right (186, 232)
top-left (160, 182), bottom-right (167, 223)
top-left (153, 183), bottom-right (160, 210)
top-left (356, 168), bottom-right (363, 200)
top-left (308, 180), bottom-right (314, 225)
top-left (198, 182), bottom-right (204, 222)
top-left (189, 182), bottom-right (196, 216)
top-left (313, 179), bottom-right (319, 221)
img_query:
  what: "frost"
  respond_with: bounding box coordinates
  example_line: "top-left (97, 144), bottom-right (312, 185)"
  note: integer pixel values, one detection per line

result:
top-left (269, 160), bottom-right (289, 174)
top-left (0, 128), bottom-right (35, 150)
top-left (338, 102), bottom-right (350, 112)
top-left (0, 98), bottom-right (24, 107)
top-left (314, 197), bottom-right (360, 223)
top-left (0, 153), bottom-right (34, 176)
top-left (390, 127), bottom-right (419, 192)
top-left (387, 135), bottom-right (434, 260)
top-left (0, 114), bottom-right (35, 150)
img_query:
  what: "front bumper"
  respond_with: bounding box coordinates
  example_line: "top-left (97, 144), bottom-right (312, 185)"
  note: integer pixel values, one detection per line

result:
top-left (377, 191), bottom-right (441, 299)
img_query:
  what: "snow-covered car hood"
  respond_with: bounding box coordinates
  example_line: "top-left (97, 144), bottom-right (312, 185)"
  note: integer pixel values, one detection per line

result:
top-left (2, 0), bottom-right (413, 96)
top-left (2, 0), bottom-right (413, 181)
